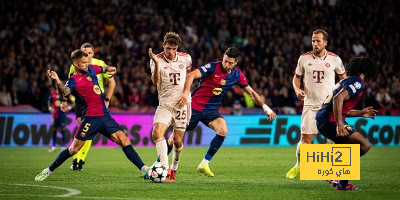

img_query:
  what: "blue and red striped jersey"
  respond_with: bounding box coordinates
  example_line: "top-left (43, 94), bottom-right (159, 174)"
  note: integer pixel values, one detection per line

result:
top-left (65, 65), bottom-right (108, 118)
top-left (317, 76), bottom-right (365, 122)
top-left (192, 61), bottom-right (249, 112)
top-left (49, 90), bottom-right (66, 119)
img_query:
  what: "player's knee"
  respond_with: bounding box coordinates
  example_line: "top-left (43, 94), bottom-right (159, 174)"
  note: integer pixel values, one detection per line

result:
top-left (120, 135), bottom-right (131, 147)
top-left (68, 146), bottom-right (80, 155)
top-left (301, 135), bottom-right (313, 144)
top-left (361, 142), bottom-right (370, 154)
top-left (216, 128), bottom-right (228, 136)
top-left (151, 130), bottom-right (163, 141)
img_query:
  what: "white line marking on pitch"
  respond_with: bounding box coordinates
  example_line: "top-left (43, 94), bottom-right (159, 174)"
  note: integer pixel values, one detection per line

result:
top-left (15, 184), bottom-right (81, 197)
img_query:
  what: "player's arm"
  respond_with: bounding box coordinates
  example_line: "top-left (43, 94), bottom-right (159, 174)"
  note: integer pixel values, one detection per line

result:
top-left (47, 70), bottom-right (71, 100)
top-left (347, 107), bottom-right (378, 118)
top-left (243, 86), bottom-right (277, 121)
top-left (333, 88), bottom-right (351, 137)
top-left (148, 48), bottom-right (160, 85)
top-left (103, 76), bottom-right (116, 108)
top-left (178, 69), bottom-right (202, 107)
top-left (292, 74), bottom-right (305, 100)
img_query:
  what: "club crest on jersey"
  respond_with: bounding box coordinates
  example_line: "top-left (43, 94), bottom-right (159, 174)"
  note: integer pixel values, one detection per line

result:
top-left (325, 63), bottom-right (330, 68)
top-left (86, 76), bottom-right (92, 81)
top-left (212, 88), bottom-right (223, 95)
top-left (55, 100), bottom-right (61, 106)
top-left (81, 132), bottom-right (86, 137)
top-left (179, 64), bottom-right (184, 69)
top-left (220, 79), bottom-right (226, 85)
top-left (93, 85), bottom-right (101, 95)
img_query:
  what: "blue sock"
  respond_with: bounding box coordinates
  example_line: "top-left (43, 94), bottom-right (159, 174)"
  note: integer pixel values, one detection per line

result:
top-left (52, 130), bottom-right (57, 147)
top-left (49, 148), bottom-right (72, 171)
top-left (156, 141), bottom-right (173, 162)
top-left (122, 145), bottom-right (145, 170)
top-left (61, 130), bottom-right (66, 147)
top-left (205, 135), bottom-right (225, 161)
top-left (360, 148), bottom-right (366, 156)
top-left (339, 180), bottom-right (349, 187)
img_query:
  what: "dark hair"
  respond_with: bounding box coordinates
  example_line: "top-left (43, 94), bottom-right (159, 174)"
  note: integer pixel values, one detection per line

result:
top-left (313, 29), bottom-right (329, 41)
top-left (224, 47), bottom-right (240, 60)
top-left (71, 49), bottom-right (88, 62)
top-left (81, 43), bottom-right (94, 49)
top-left (347, 57), bottom-right (378, 81)
top-left (163, 32), bottom-right (182, 46)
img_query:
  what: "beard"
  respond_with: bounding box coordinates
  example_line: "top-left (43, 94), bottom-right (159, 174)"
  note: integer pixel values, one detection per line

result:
top-left (313, 48), bottom-right (323, 56)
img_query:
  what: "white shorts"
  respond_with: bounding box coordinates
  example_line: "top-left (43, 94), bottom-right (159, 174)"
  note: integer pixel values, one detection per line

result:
top-left (153, 102), bottom-right (191, 131)
top-left (301, 107), bottom-right (319, 134)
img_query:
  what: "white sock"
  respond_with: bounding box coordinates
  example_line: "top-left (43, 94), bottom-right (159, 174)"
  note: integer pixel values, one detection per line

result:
top-left (171, 145), bottom-right (183, 171)
top-left (200, 158), bottom-right (209, 165)
top-left (155, 138), bottom-right (168, 167)
top-left (296, 141), bottom-right (302, 168)
top-left (45, 167), bottom-right (53, 174)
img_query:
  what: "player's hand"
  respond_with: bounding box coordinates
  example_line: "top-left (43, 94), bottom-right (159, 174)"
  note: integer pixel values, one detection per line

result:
top-left (265, 111), bottom-right (277, 121)
top-left (148, 48), bottom-right (158, 63)
top-left (296, 89), bottom-right (305, 100)
top-left (336, 124), bottom-right (349, 137)
top-left (106, 66), bottom-right (116, 75)
top-left (60, 101), bottom-right (68, 112)
top-left (177, 92), bottom-right (189, 107)
top-left (361, 106), bottom-right (378, 119)
top-left (48, 106), bottom-right (54, 114)
top-left (105, 100), bottom-right (110, 108)
top-left (47, 70), bottom-right (59, 80)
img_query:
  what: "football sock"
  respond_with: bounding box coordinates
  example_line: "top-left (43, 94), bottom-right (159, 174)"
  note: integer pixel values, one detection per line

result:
top-left (204, 135), bottom-right (225, 161)
top-left (79, 140), bottom-right (92, 161)
top-left (61, 130), bottom-right (66, 147)
top-left (49, 148), bottom-right (72, 171)
top-left (339, 180), bottom-right (349, 187)
top-left (122, 145), bottom-right (145, 170)
top-left (296, 141), bottom-right (302, 168)
top-left (171, 145), bottom-right (183, 171)
top-left (52, 130), bottom-right (57, 147)
top-left (156, 141), bottom-right (173, 162)
top-left (200, 158), bottom-right (209, 165)
top-left (155, 138), bottom-right (169, 167)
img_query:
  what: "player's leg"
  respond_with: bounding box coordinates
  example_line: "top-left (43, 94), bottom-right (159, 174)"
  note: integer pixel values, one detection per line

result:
top-left (36, 138), bottom-right (85, 181)
top-left (197, 114), bottom-right (227, 177)
top-left (336, 130), bottom-right (369, 190)
top-left (60, 117), bottom-right (67, 151)
top-left (49, 123), bottom-right (57, 152)
top-left (152, 123), bottom-right (170, 168)
top-left (71, 115), bottom-right (82, 170)
top-left (76, 139), bottom-right (92, 170)
top-left (287, 108), bottom-right (317, 179)
top-left (104, 116), bottom-right (149, 176)
top-left (167, 129), bottom-right (185, 182)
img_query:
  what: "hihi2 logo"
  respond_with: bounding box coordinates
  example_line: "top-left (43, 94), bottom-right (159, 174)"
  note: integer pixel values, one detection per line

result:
top-left (300, 144), bottom-right (360, 180)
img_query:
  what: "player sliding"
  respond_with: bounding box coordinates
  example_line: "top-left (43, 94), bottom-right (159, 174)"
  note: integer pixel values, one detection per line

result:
top-left (178, 47), bottom-right (277, 177)
top-left (35, 49), bottom-right (149, 181)
top-left (316, 57), bottom-right (379, 190)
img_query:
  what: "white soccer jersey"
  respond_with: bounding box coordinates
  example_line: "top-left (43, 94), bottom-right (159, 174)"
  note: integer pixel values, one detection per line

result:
top-left (150, 52), bottom-right (192, 104)
top-left (295, 51), bottom-right (345, 107)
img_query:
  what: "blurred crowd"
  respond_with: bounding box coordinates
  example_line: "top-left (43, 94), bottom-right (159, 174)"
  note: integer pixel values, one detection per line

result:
top-left (0, 0), bottom-right (399, 114)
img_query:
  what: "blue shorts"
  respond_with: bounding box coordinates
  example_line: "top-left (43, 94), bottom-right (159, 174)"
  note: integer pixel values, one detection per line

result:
top-left (53, 116), bottom-right (66, 128)
top-left (316, 120), bottom-right (357, 144)
top-left (186, 109), bottom-right (222, 131)
top-left (74, 115), bottom-right (123, 141)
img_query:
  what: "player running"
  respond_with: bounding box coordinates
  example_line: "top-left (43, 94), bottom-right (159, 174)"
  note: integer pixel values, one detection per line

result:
top-left (35, 49), bottom-right (148, 181)
top-left (148, 32), bottom-right (192, 182)
top-left (316, 57), bottom-right (378, 190)
top-left (286, 29), bottom-right (347, 179)
top-left (177, 47), bottom-right (277, 177)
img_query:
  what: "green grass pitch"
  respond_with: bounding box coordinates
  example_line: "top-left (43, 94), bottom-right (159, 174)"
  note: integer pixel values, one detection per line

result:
top-left (0, 147), bottom-right (399, 199)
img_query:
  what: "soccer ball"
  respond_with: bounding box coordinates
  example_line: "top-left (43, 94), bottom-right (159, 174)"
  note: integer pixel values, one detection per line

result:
top-left (148, 163), bottom-right (167, 183)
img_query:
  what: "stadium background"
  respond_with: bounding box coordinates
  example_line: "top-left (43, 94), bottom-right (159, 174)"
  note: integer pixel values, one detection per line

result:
top-left (0, 1), bottom-right (399, 199)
